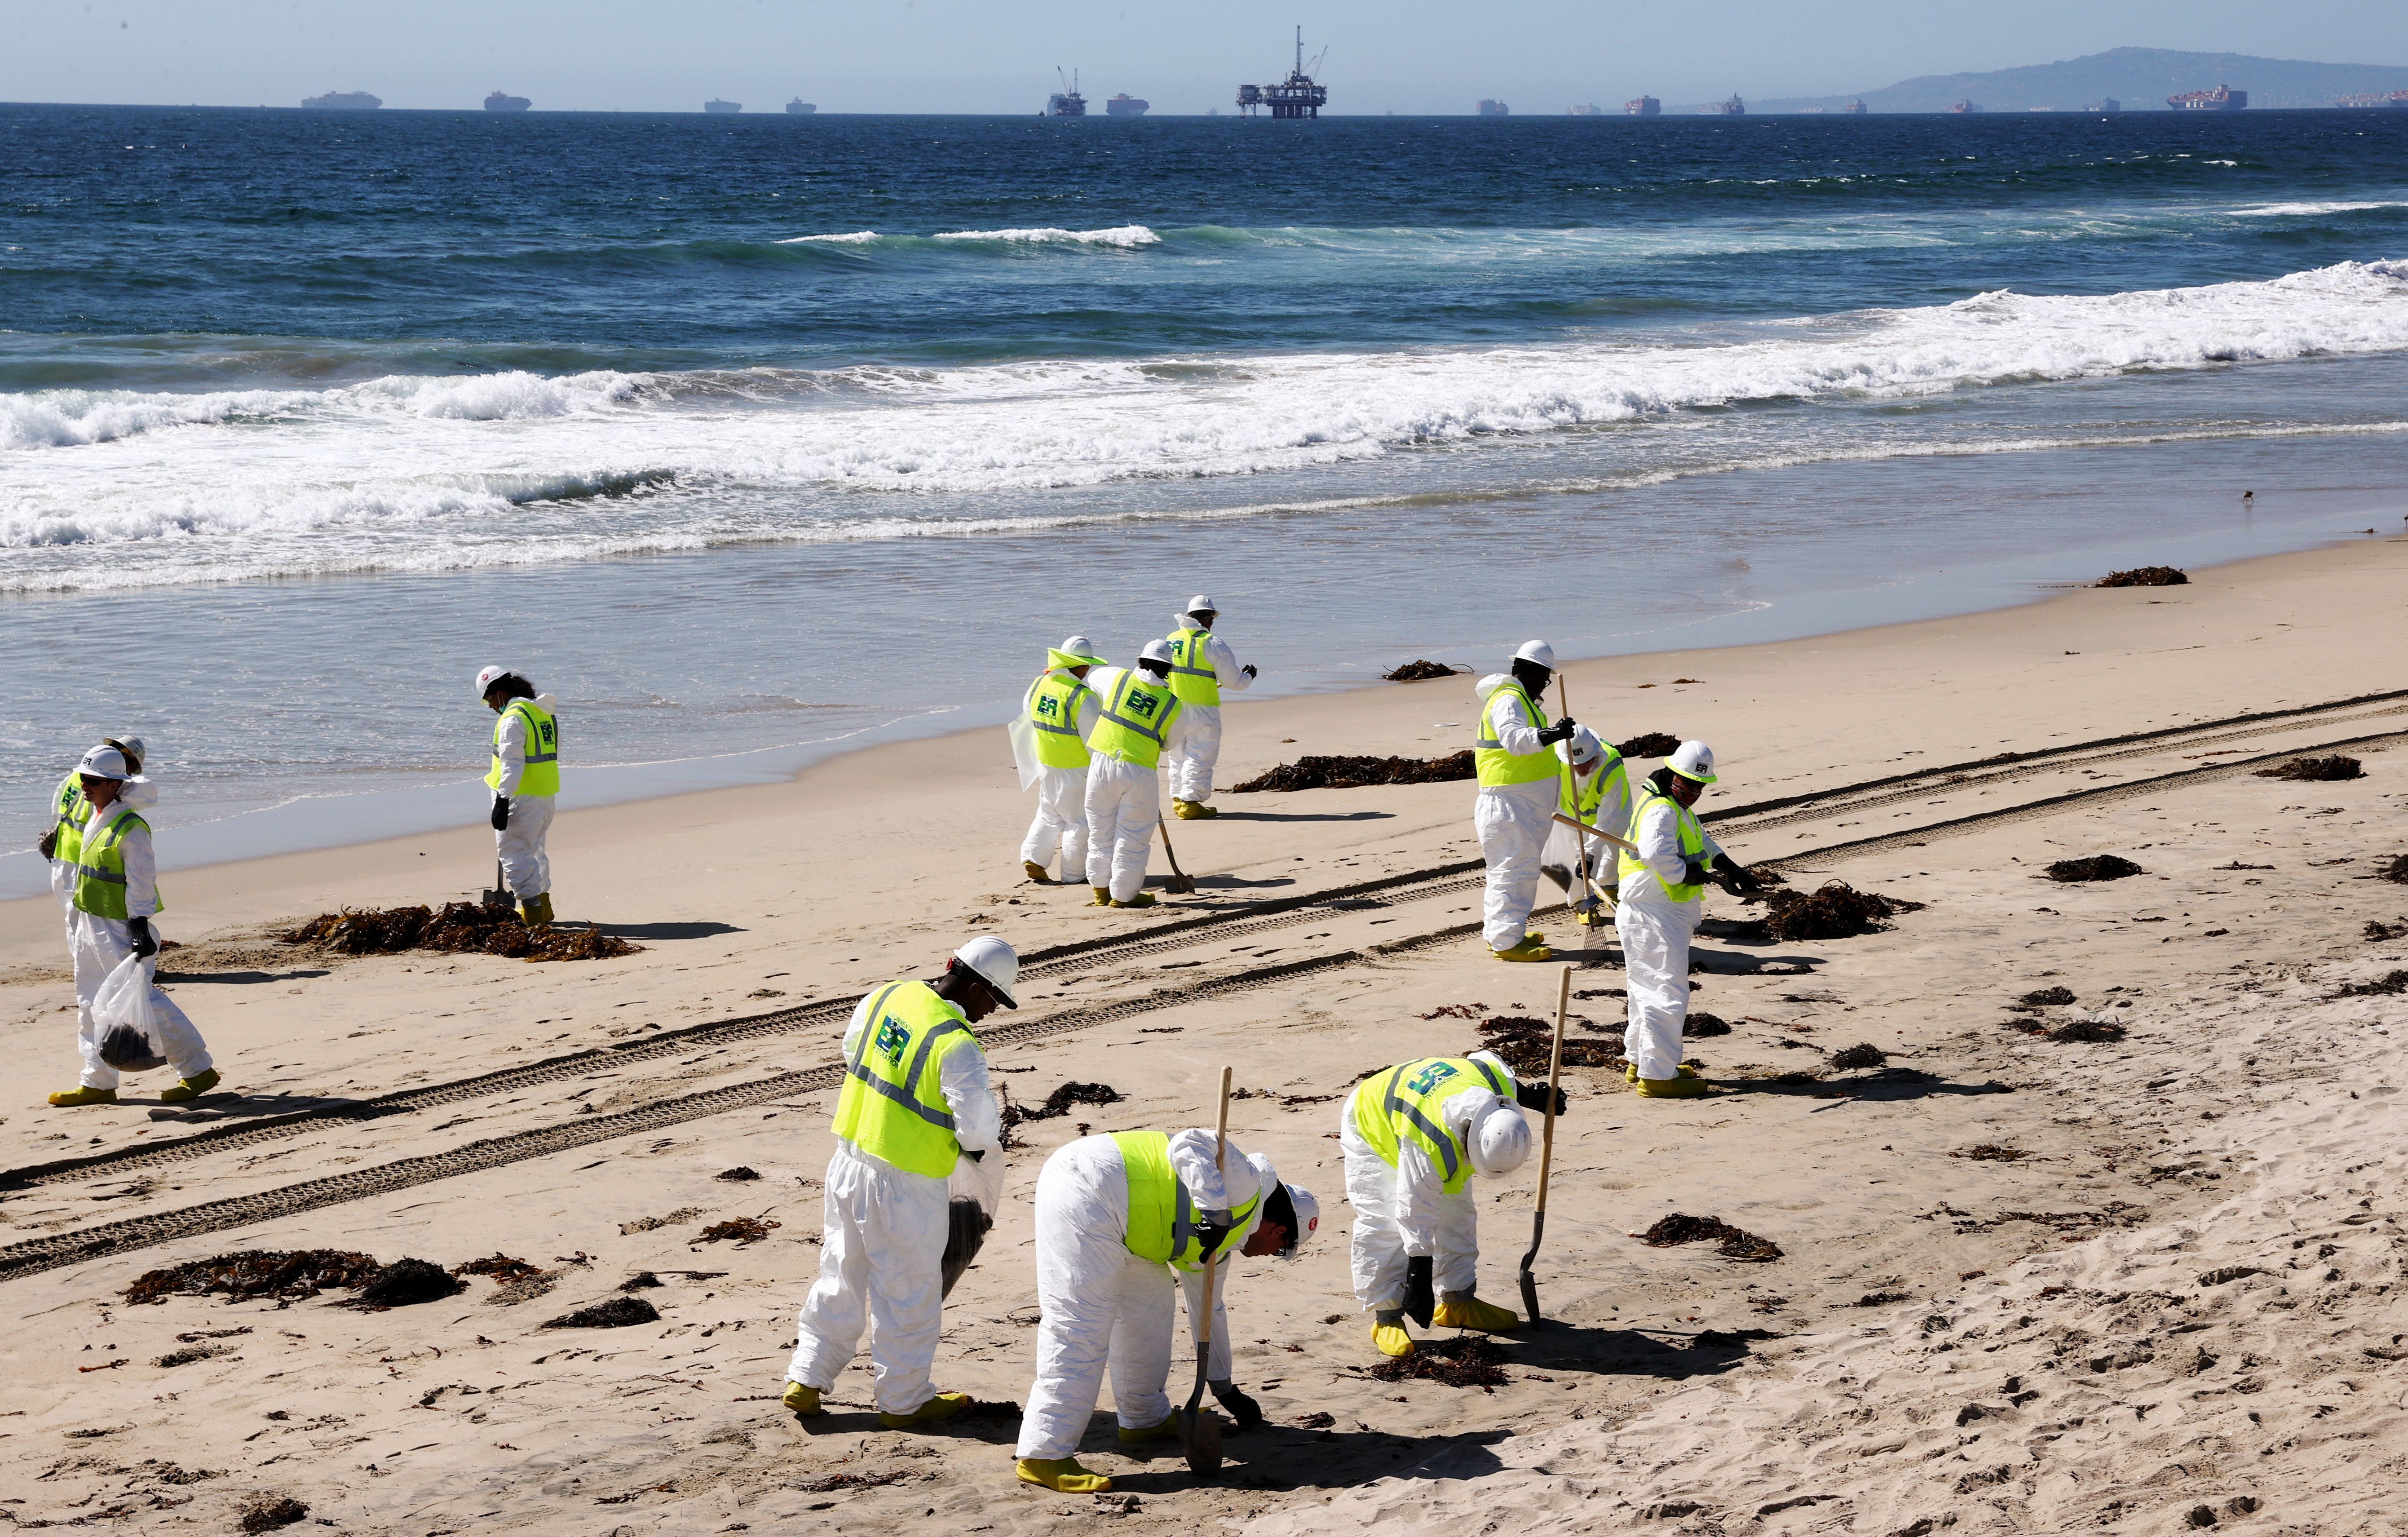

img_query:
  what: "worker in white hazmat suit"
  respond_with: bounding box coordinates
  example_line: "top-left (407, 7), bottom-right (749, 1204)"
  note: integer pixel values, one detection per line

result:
top-left (1081, 639), bottom-right (1189, 908)
top-left (1539, 727), bottom-right (1630, 930)
top-left (47, 745), bottom-right (219, 1107)
top-left (1616, 742), bottom-right (1763, 1099)
top-left (1158, 595), bottom-right (1255, 820)
top-left (1021, 635), bottom-right (1106, 886)
top-left (1342, 1051), bottom-right (1561, 1357)
top-left (783, 937), bottom-right (1014, 1427)
top-left (1014, 1127), bottom-right (1319, 1494)
top-left (1472, 641), bottom-right (1582, 961)
top-left (477, 665), bottom-right (561, 927)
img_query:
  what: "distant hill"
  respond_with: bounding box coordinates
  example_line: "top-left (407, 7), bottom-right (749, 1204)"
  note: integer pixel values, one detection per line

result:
top-left (1719, 47), bottom-right (2408, 114)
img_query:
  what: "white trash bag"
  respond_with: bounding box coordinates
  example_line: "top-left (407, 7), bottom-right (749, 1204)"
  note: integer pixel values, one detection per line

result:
top-left (92, 952), bottom-right (168, 1072)
top-left (1005, 710), bottom-right (1040, 793)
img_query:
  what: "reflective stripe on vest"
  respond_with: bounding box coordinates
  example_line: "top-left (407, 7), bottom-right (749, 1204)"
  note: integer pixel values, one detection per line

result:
top-left (1088, 669), bottom-right (1183, 770)
top-left (1473, 683), bottom-right (1556, 787)
top-left (51, 771), bottom-right (87, 870)
top-left (1165, 627), bottom-right (1220, 707)
top-left (486, 700), bottom-right (561, 798)
top-left (74, 808), bottom-right (159, 921)
top-left (1113, 1129), bottom-right (1262, 1272)
top-left (829, 979), bottom-right (977, 1178)
top-left (1617, 789), bottom-right (1708, 902)
top-left (1027, 671), bottom-right (1094, 770)
top-left (1350, 1056), bottom-right (1508, 1195)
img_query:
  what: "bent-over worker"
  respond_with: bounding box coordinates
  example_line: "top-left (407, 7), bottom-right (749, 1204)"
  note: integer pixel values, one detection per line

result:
top-left (1342, 1051), bottom-right (1562, 1357)
top-left (1022, 635), bottom-right (1106, 886)
top-left (1617, 742), bottom-right (1763, 1099)
top-left (1014, 1127), bottom-right (1317, 1494)
top-left (478, 665), bottom-right (561, 927)
top-left (783, 937), bottom-right (1015, 1427)
top-left (1540, 727), bottom-right (1630, 928)
top-left (1473, 641), bottom-right (1580, 961)
top-left (47, 744), bottom-right (218, 1107)
top-left (1081, 639), bottom-right (1188, 909)
top-left (1158, 595), bottom-right (1255, 821)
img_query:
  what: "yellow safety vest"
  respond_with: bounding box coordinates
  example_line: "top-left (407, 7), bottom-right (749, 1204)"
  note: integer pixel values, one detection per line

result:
top-left (1474, 683), bottom-right (1555, 788)
top-left (50, 770), bottom-right (88, 870)
top-left (486, 699), bottom-right (560, 798)
top-left (1113, 1129), bottom-right (1263, 1273)
top-left (1027, 670), bottom-right (1094, 770)
top-left (831, 979), bottom-right (982, 1178)
top-left (74, 807), bottom-right (160, 922)
top-left (1350, 1056), bottom-right (1510, 1195)
top-left (1561, 745), bottom-right (1628, 823)
top-left (1087, 669), bottom-right (1184, 771)
top-left (1618, 789), bottom-right (1709, 902)
top-left (1165, 627), bottom-right (1220, 707)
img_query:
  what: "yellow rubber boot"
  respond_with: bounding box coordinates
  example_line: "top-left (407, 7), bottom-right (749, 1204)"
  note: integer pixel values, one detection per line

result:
top-left (1493, 936), bottom-right (1553, 962)
top-left (1628, 1063), bottom-right (1697, 1083)
top-left (1117, 1415), bottom-right (1177, 1445)
top-left (1111, 893), bottom-right (1158, 908)
top-left (1023, 860), bottom-right (1052, 885)
top-left (158, 1069), bottom-right (221, 1104)
top-left (1016, 1457), bottom-right (1112, 1493)
top-left (1432, 1291), bottom-right (1523, 1332)
top-left (47, 1086), bottom-right (117, 1107)
top-left (1090, 886), bottom-right (1113, 907)
top-left (782, 1381), bottom-right (823, 1417)
top-left (1373, 1316), bottom-right (1416, 1358)
top-left (1635, 1075), bottom-right (1710, 1098)
top-left (1191, 802), bottom-right (1219, 819)
top-left (878, 1390), bottom-right (970, 1430)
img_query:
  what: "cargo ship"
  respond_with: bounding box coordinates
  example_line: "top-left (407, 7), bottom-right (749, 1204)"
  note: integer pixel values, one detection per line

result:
top-left (1625, 95), bottom-right (1659, 116)
top-left (786, 98), bottom-right (817, 115)
top-left (1566, 103), bottom-right (1604, 115)
top-left (483, 90), bottom-right (530, 112)
top-left (1951, 99), bottom-right (1984, 113)
top-left (1708, 93), bottom-right (1744, 115)
top-left (2167, 84), bottom-right (2245, 111)
top-left (1237, 28), bottom-right (1328, 118)
top-left (704, 99), bottom-right (741, 114)
top-left (1045, 70), bottom-right (1087, 116)
top-left (1105, 93), bottom-right (1148, 116)
top-left (2335, 91), bottom-right (2408, 108)
top-left (1476, 98), bottom-right (1508, 116)
top-left (301, 90), bottom-right (380, 110)
top-left (2088, 97), bottom-right (2121, 112)
top-left (1842, 99), bottom-right (1867, 114)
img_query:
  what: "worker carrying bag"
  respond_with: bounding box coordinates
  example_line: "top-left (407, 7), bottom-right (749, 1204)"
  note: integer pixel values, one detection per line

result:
top-left (92, 952), bottom-right (169, 1072)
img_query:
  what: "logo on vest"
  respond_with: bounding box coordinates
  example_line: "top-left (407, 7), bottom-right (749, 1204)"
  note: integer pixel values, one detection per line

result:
top-left (1405, 1061), bottom-right (1460, 1097)
top-left (1126, 692), bottom-right (1161, 720)
top-left (873, 1015), bottom-right (912, 1063)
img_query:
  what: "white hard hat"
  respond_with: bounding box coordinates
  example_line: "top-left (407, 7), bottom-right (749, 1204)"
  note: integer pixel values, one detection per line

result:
top-left (1668, 740), bottom-right (1719, 784)
top-left (475, 665), bottom-right (509, 695)
top-left (1468, 1098), bottom-right (1532, 1178)
top-left (950, 935), bottom-right (1019, 1010)
top-left (1138, 638), bottom-right (1175, 669)
top-left (1275, 1183), bottom-right (1319, 1256)
top-left (77, 745), bottom-right (130, 781)
top-left (1558, 726), bottom-right (1603, 769)
top-left (1513, 640), bottom-right (1555, 670)
top-left (107, 735), bottom-right (148, 769)
top-left (1185, 594), bottom-right (1218, 616)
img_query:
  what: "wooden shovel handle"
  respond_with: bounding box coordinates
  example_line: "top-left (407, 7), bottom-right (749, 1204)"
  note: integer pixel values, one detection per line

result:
top-left (1533, 967), bottom-right (1570, 1217)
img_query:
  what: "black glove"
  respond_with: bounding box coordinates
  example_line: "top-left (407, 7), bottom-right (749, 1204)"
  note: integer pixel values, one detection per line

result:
top-left (490, 795), bottom-right (511, 831)
top-left (1209, 1380), bottom-right (1263, 1431)
top-left (1683, 857), bottom-right (1712, 887)
top-left (128, 916), bottom-right (159, 959)
top-left (37, 827), bottom-right (58, 859)
top-left (1715, 862), bottom-right (1763, 896)
top-left (1536, 720), bottom-right (1577, 746)
top-left (1515, 1079), bottom-right (1569, 1117)
top-left (1240, 664), bottom-right (1258, 679)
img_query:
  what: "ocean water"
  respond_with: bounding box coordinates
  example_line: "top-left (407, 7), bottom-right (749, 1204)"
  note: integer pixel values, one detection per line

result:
top-left (3, 105), bottom-right (2406, 896)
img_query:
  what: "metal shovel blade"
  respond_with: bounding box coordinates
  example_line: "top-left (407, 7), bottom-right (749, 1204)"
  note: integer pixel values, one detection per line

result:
top-left (1518, 1211), bottom-right (1548, 1326)
top-left (1178, 1405), bottom-right (1224, 1475)
top-left (1403, 1255), bottom-right (1435, 1329)
top-left (482, 860), bottom-right (512, 909)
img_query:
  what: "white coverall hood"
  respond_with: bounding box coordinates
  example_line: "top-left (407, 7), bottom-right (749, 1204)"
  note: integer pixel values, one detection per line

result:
top-left (111, 776), bottom-right (160, 812)
top-left (1473, 672), bottom-right (1515, 707)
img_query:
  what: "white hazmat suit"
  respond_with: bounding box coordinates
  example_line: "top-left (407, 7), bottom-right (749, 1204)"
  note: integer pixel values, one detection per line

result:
top-left (67, 796), bottom-right (212, 1092)
top-left (1615, 790), bottom-right (1727, 1083)
top-left (1082, 666), bottom-right (1189, 902)
top-left (1020, 670), bottom-right (1100, 883)
top-left (1016, 1130), bottom-right (1270, 1461)
top-left (490, 693), bottom-right (559, 902)
top-left (1341, 1052), bottom-right (1520, 1307)
top-left (784, 985), bottom-right (1002, 1415)
top-left (1158, 618), bottom-right (1251, 806)
top-left (1472, 673), bottom-right (1559, 951)
top-left (1540, 737), bottom-right (1631, 908)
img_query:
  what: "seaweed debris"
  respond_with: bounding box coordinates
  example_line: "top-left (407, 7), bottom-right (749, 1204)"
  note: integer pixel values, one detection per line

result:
top-left (1615, 732), bottom-right (1681, 759)
top-left (618, 1271), bottom-right (664, 1292)
top-left (284, 901), bottom-right (640, 962)
top-left (1637, 1214), bottom-right (1784, 1262)
top-left (2367, 921), bottom-right (2408, 942)
top-left (1854, 1290), bottom-right (1913, 1307)
top-left (541, 1296), bottom-right (660, 1329)
top-left (1475, 1016), bottom-right (1618, 1074)
top-left (123, 1249), bottom-right (381, 1307)
top-left (453, 1253), bottom-right (546, 1285)
top-left (1826, 1043), bottom-right (1889, 1072)
top-left (1684, 1011), bottom-right (1732, 1038)
top-left (1366, 1335), bottom-right (1511, 1389)
top-left (1382, 660), bottom-right (1462, 682)
top-left (2332, 970), bottom-right (2408, 998)
top-left (1003, 1081), bottom-right (1124, 1131)
top-left (2046, 855), bottom-right (2144, 883)
top-left (154, 1343), bottom-right (234, 1368)
top-left (2097, 566), bottom-right (2187, 588)
top-left (697, 1216), bottom-right (779, 1244)
top-left (716, 1166), bottom-right (761, 1182)
top-left (2256, 755), bottom-right (2363, 782)
top-left (348, 1258), bottom-right (465, 1310)
top-left (1954, 1145), bottom-right (2034, 1161)
top-left (239, 1495), bottom-right (310, 1534)
top-left (2019, 986), bottom-right (2077, 1006)
top-left (2050, 1019), bottom-right (2128, 1043)
top-left (1231, 751), bottom-right (1474, 793)
top-left (1418, 1003), bottom-right (1488, 1020)
top-left (2382, 855), bottom-right (2408, 885)
top-left (1762, 881), bottom-right (1922, 941)
top-left (792, 1470), bottom-right (912, 1495)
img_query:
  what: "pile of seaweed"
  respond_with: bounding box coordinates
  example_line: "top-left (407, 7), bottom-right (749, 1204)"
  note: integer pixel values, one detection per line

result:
top-left (1637, 1213), bottom-right (1784, 1262)
top-left (2255, 755), bottom-right (2363, 781)
top-left (1475, 1015), bottom-right (1618, 1075)
top-left (1761, 881), bottom-right (1922, 942)
top-left (1001, 1081), bottom-right (1122, 1140)
top-left (1367, 1335), bottom-right (1510, 1389)
top-left (2046, 855), bottom-right (2144, 883)
top-left (1826, 1043), bottom-right (1889, 1072)
top-left (2097, 566), bottom-right (2187, 588)
top-left (454, 1254), bottom-right (546, 1285)
top-left (1382, 660), bottom-right (1462, 682)
top-left (284, 901), bottom-right (640, 962)
top-left (698, 1216), bottom-right (780, 1244)
top-left (1615, 732), bottom-right (1681, 759)
top-left (2382, 855), bottom-right (2408, 885)
top-left (2019, 986), bottom-right (2077, 1006)
top-left (2332, 970), bottom-right (2408, 999)
top-left (1231, 751), bottom-right (1474, 793)
top-left (124, 1249), bottom-right (384, 1306)
top-left (345, 1258), bottom-right (464, 1310)
top-left (1684, 1011), bottom-right (1733, 1038)
top-left (542, 1296), bottom-right (659, 1329)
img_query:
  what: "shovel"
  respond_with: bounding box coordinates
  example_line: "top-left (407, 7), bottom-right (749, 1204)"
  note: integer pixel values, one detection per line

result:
top-left (1155, 814), bottom-right (1197, 895)
top-left (481, 859), bottom-right (512, 909)
top-left (1176, 1065), bottom-right (1232, 1476)
top-left (1517, 964), bottom-right (1573, 1326)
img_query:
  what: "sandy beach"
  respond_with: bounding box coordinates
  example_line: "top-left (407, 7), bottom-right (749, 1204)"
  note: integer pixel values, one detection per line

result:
top-left (3, 530), bottom-right (2405, 1535)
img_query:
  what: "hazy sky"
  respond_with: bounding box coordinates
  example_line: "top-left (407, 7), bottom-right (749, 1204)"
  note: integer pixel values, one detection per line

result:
top-left (10, 0), bottom-right (2408, 115)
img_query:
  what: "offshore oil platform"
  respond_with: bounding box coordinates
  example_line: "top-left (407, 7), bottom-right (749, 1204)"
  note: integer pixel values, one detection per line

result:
top-left (1044, 69), bottom-right (1087, 116)
top-left (1237, 29), bottom-right (1328, 118)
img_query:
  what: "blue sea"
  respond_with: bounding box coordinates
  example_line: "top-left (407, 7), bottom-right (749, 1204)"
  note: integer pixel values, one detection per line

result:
top-left (4, 105), bottom-right (2406, 893)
